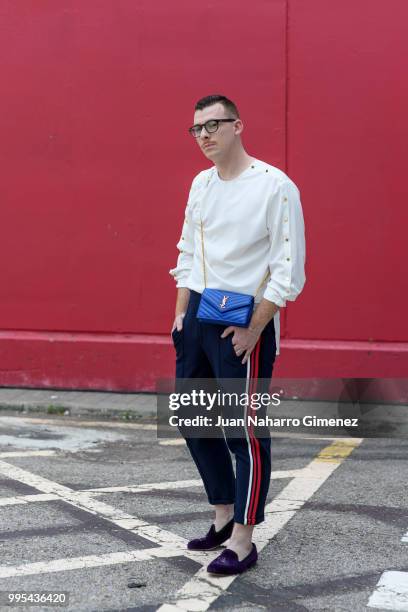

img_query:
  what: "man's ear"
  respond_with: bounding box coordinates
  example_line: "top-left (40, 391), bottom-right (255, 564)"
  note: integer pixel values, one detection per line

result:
top-left (234, 119), bottom-right (244, 135)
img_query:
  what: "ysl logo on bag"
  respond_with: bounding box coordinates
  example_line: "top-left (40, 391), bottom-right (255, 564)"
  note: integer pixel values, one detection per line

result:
top-left (220, 295), bottom-right (229, 309)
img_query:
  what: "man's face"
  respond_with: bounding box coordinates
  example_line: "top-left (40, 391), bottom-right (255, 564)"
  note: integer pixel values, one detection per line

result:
top-left (192, 103), bottom-right (240, 161)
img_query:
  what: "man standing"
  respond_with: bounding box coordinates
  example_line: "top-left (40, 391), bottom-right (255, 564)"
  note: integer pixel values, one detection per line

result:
top-left (169, 95), bottom-right (306, 575)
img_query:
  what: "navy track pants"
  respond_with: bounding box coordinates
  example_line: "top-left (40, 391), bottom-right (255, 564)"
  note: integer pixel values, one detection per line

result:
top-left (171, 290), bottom-right (277, 525)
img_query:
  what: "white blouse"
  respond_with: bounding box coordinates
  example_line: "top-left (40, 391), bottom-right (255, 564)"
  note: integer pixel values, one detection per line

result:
top-left (169, 158), bottom-right (306, 355)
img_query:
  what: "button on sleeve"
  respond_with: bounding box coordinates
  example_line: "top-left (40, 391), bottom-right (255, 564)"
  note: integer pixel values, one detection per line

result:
top-left (263, 179), bottom-right (306, 307)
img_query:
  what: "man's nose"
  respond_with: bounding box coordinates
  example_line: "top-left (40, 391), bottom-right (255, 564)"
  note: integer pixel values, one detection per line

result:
top-left (198, 126), bottom-right (209, 139)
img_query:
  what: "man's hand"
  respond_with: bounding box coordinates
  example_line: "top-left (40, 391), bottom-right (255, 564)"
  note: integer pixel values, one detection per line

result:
top-left (171, 288), bottom-right (190, 335)
top-left (220, 299), bottom-right (279, 364)
top-left (220, 326), bottom-right (261, 365)
top-left (171, 312), bottom-right (186, 334)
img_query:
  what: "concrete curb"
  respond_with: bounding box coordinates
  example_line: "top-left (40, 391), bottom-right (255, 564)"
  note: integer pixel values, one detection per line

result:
top-left (0, 388), bottom-right (157, 420)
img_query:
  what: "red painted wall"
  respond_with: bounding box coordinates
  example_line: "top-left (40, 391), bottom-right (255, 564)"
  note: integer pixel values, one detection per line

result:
top-left (0, 1), bottom-right (407, 393)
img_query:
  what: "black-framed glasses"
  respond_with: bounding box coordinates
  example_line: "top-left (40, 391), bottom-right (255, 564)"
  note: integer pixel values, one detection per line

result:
top-left (188, 118), bottom-right (236, 138)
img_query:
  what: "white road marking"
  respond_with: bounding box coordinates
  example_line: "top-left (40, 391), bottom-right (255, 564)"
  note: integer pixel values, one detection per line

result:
top-left (0, 459), bottom-right (187, 549)
top-left (0, 547), bottom-right (186, 579)
top-left (156, 439), bottom-right (362, 612)
top-left (402, 531), bottom-right (408, 543)
top-left (83, 469), bottom-right (303, 495)
top-left (0, 470), bottom-right (305, 507)
top-left (367, 571), bottom-right (408, 610)
top-left (0, 493), bottom-right (58, 507)
top-left (0, 450), bottom-right (57, 458)
top-left (84, 479), bottom-right (204, 494)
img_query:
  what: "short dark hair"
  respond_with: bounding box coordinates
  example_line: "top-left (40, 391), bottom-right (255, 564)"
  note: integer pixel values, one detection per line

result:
top-left (195, 94), bottom-right (240, 118)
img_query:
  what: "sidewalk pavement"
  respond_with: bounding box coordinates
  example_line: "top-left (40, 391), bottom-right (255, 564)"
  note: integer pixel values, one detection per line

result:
top-left (0, 387), bottom-right (157, 420)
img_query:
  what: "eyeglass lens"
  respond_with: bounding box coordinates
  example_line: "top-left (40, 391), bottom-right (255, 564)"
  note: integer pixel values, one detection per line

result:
top-left (190, 120), bottom-right (219, 137)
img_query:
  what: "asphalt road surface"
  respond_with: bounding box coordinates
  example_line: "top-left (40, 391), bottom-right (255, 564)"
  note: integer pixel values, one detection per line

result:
top-left (0, 412), bottom-right (407, 612)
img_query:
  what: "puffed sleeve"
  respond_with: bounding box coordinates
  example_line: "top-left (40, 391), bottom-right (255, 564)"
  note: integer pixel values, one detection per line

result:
top-left (169, 175), bottom-right (201, 288)
top-left (263, 179), bottom-right (306, 307)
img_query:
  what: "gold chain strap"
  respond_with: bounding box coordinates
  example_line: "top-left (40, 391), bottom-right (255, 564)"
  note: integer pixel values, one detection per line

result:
top-left (200, 218), bottom-right (207, 288)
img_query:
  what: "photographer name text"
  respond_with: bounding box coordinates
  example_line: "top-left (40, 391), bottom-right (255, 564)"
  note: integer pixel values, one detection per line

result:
top-left (168, 415), bottom-right (359, 428)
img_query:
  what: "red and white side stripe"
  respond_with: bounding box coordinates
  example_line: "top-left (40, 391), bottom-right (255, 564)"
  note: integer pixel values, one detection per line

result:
top-left (243, 339), bottom-right (262, 525)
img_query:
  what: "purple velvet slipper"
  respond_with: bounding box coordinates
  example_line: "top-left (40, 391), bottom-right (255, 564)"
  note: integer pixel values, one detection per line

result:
top-left (207, 544), bottom-right (258, 575)
top-left (187, 518), bottom-right (234, 551)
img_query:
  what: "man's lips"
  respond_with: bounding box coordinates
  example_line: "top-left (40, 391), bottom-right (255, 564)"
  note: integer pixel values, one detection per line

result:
top-left (203, 143), bottom-right (215, 149)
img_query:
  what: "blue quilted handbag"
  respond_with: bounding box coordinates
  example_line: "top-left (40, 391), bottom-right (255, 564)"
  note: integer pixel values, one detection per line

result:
top-left (197, 288), bottom-right (254, 327)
